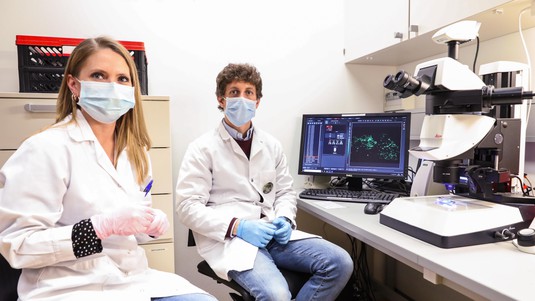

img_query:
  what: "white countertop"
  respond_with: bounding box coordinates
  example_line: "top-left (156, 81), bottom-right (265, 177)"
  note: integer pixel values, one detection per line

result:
top-left (297, 197), bottom-right (535, 301)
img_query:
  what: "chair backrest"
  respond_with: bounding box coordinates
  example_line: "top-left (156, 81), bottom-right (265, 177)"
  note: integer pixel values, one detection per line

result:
top-left (0, 255), bottom-right (21, 301)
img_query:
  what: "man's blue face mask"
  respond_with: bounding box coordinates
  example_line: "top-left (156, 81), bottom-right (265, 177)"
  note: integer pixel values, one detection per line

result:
top-left (224, 97), bottom-right (256, 126)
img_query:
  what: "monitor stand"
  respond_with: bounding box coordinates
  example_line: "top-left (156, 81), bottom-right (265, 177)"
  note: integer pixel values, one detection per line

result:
top-left (347, 177), bottom-right (363, 191)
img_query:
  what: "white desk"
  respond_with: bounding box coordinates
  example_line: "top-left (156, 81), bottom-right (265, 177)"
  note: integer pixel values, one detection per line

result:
top-left (297, 197), bottom-right (535, 301)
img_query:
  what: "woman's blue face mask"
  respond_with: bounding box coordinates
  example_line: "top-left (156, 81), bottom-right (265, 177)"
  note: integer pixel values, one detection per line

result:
top-left (76, 79), bottom-right (135, 124)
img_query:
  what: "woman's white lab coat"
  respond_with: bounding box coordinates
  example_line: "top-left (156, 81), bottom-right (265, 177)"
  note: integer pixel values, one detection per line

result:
top-left (176, 122), bottom-right (316, 280)
top-left (0, 111), bottom-right (206, 301)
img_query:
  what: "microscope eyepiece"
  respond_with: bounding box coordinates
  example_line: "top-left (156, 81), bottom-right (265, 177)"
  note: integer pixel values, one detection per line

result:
top-left (383, 70), bottom-right (431, 98)
top-left (383, 74), bottom-right (397, 90)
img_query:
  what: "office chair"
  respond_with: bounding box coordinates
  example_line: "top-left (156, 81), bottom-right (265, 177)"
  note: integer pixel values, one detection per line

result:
top-left (0, 255), bottom-right (21, 301)
top-left (189, 230), bottom-right (310, 301)
top-left (197, 260), bottom-right (310, 301)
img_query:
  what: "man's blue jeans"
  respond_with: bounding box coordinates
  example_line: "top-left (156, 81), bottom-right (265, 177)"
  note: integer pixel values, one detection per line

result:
top-left (228, 237), bottom-right (353, 301)
top-left (152, 293), bottom-right (217, 301)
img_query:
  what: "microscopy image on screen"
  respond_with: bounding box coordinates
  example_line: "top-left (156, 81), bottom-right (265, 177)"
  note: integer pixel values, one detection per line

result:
top-left (350, 123), bottom-right (401, 167)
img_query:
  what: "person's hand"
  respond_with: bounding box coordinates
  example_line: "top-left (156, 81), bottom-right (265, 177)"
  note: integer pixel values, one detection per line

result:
top-left (91, 205), bottom-right (154, 240)
top-left (145, 208), bottom-right (169, 238)
top-left (272, 217), bottom-right (292, 245)
top-left (236, 219), bottom-right (277, 248)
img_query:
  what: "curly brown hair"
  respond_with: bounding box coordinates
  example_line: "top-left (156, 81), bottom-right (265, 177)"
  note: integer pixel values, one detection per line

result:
top-left (215, 63), bottom-right (263, 111)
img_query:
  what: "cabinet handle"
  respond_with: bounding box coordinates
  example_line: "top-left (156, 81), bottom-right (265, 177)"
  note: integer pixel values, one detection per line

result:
top-left (24, 104), bottom-right (56, 113)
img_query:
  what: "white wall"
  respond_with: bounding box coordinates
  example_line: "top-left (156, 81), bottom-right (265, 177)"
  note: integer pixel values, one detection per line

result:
top-left (0, 1), bottom-right (391, 299)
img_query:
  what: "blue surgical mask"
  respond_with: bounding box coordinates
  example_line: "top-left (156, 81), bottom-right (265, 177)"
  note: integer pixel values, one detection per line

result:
top-left (78, 80), bottom-right (135, 124)
top-left (224, 97), bottom-right (256, 126)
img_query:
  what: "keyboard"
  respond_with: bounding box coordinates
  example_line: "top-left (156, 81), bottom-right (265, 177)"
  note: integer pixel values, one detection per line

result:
top-left (299, 188), bottom-right (400, 204)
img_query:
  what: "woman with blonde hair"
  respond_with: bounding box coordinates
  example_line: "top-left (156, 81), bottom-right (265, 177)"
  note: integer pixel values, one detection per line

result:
top-left (0, 36), bottom-right (216, 301)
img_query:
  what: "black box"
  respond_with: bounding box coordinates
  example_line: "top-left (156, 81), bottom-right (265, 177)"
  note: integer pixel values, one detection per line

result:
top-left (16, 35), bottom-right (148, 94)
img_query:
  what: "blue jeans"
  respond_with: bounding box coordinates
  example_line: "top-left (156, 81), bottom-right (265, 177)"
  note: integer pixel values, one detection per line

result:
top-left (151, 293), bottom-right (217, 301)
top-left (228, 238), bottom-right (353, 301)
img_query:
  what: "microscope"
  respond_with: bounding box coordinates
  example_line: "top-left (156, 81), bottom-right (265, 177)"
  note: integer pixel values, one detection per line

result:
top-left (379, 20), bottom-right (535, 248)
top-left (384, 20), bottom-right (534, 204)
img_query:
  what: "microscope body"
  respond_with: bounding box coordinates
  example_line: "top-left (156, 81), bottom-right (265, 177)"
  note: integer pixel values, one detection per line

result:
top-left (384, 56), bottom-right (532, 203)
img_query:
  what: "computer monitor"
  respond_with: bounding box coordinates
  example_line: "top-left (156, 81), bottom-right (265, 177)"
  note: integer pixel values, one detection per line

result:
top-left (298, 112), bottom-right (411, 191)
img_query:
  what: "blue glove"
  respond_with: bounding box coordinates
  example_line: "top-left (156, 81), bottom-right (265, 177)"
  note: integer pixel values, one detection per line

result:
top-left (236, 219), bottom-right (277, 248)
top-left (273, 217), bottom-right (293, 245)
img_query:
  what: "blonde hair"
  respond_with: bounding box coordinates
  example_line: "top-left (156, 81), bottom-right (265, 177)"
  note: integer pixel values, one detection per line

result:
top-left (56, 36), bottom-right (151, 184)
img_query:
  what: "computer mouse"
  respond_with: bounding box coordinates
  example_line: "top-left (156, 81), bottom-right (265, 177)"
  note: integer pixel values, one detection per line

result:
top-left (364, 203), bottom-right (385, 215)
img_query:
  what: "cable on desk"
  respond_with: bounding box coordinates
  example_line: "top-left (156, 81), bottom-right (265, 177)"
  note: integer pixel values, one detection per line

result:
top-left (330, 176), bottom-right (411, 195)
top-left (330, 176), bottom-right (348, 188)
top-left (524, 173), bottom-right (533, 196)
top-left (366, 179), bottom-right (411, 196)
top-left (407, 166), bottom-right (416, 183)
top-left (347, 234), bottom-right (376, 301)
top-left (512, 175), bottom-right (533, 197)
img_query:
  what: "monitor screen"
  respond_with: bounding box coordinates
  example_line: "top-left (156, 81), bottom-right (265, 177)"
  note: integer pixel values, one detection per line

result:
top-left (298, 112), bottom-right (411, 190)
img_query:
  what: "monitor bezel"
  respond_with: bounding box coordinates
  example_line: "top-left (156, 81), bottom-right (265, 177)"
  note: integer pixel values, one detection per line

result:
top-left (297, 112), bottom-right (411, 181)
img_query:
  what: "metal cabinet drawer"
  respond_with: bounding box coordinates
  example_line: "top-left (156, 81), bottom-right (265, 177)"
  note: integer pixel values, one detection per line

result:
top-left (0, 94), bottom-right (170, 149)
top-left (150, 194), bottom-right (174, 242)
top-left (148, 147), bottom-right (172, 194)
top-left (143, 99), bottom-right (170, 147)
top-left (0, 96), bottom-right (56, 149)
top-left (141, 242), bottom-right (175, 273)
top-left (0, 150), bottom-right (15, 169)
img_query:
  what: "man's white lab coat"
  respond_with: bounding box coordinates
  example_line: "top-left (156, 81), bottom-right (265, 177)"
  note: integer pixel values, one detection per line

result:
top-left (176, 122), bottom-right (316, 280)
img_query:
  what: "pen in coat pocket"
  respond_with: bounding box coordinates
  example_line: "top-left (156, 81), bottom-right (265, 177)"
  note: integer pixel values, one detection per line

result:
top-left (143, 179), bottom-right (153, 197)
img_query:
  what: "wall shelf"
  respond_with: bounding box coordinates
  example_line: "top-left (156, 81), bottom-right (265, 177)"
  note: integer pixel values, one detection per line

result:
top-left (346, 0), bottom-right (535, 66)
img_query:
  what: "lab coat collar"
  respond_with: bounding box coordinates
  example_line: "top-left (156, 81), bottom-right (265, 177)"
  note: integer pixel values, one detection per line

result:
top-left (63, 110), bottom-right (96, 142)
top-left (221, 119), bottom-right (254, 141)
top-left (218, 122), bottom-right (247, 159)
top-left (217, 121), bottom-right (265, 160)
top-left (65, 110), bottom-right (128, 190)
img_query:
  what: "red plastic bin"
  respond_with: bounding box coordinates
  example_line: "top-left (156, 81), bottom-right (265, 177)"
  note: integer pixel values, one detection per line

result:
top-left (16, 35), bottom-right (148, 94)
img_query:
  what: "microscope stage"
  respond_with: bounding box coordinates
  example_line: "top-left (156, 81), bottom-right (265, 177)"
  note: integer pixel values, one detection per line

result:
top-left (380, 195), bottom-right (530, 248)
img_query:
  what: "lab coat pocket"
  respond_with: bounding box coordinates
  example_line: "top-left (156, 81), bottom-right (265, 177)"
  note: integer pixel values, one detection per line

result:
top-left (128, 183), bottom-right (152, 206)
top-left (37, 255), bottom-right (119, 290)
top-left (255, 169), bottom-right (276, 205)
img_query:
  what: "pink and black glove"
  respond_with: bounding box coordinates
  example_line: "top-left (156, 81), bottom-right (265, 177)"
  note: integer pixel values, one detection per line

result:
top-left (145, 208), bottom-right (169, 238)
top-left (91, 205), bottom-right (154, 240)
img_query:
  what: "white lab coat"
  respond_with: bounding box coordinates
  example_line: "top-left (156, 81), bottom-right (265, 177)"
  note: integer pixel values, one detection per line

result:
top-left (176, 121), bottom-right (317, 280)
top-left (0, 110), bottom-right (206, 301)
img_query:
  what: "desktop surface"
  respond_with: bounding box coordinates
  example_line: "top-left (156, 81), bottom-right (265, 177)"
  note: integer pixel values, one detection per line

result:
top-left (296, 195), bottom-right (535, 301)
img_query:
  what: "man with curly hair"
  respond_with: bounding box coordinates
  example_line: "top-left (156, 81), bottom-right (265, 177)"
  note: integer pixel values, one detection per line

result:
top-left (176, 63), bottom-right (353, 301)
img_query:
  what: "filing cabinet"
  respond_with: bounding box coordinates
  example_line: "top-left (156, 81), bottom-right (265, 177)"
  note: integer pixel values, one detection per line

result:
top-left (0, 92), bottom-right (175, 273)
